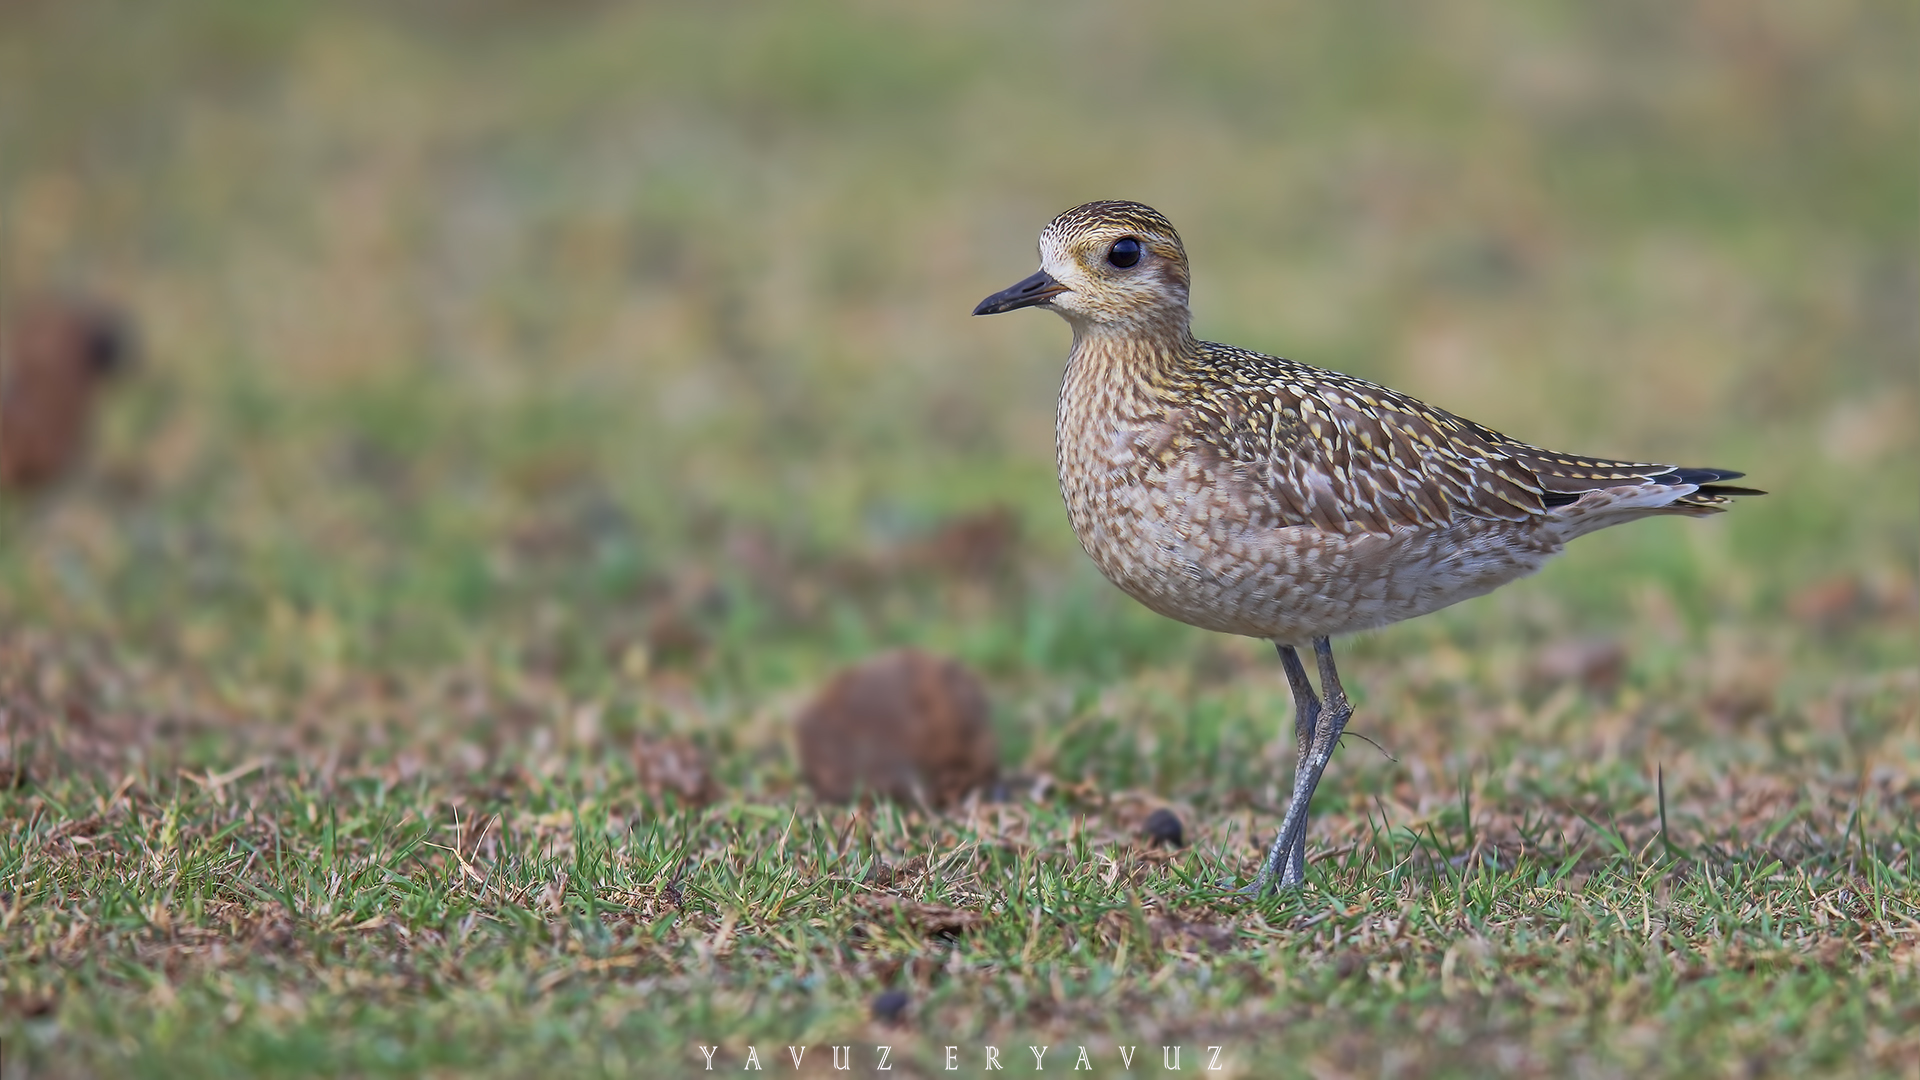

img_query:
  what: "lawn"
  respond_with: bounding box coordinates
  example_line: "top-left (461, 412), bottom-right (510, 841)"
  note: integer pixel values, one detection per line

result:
top-left (2, 1), bottom-right (1915, 1076)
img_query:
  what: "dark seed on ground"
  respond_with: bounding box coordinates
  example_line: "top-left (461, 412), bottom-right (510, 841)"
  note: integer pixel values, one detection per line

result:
top-left (871, 989), bottom-right (910, 1025)
top-left (1143, 807), bottom-right (1184, 848)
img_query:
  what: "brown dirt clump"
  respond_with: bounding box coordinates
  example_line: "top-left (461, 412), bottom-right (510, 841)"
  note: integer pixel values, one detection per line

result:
top-left (794, 648), bottom-right (998, 807)
top-left (1, 294), bottom-right (135, 493)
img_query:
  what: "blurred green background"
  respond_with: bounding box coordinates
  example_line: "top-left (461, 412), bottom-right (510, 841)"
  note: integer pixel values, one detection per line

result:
top-left (1, 0), bottom-right (1912, 760)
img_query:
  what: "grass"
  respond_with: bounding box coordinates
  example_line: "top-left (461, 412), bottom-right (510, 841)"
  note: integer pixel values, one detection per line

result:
top-left (2, 0), bottom-right (1916, 1076)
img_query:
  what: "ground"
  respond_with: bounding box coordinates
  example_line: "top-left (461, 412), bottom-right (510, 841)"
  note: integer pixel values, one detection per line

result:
top-left (1, 2), bottom-right (1915, 1077)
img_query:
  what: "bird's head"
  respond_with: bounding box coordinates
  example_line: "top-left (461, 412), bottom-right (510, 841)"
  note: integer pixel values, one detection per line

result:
top-left (974, 200), bottom-right (1191, 339)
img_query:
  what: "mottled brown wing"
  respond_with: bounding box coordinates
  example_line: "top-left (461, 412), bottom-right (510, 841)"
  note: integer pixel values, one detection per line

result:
top-left (1179, 344), bottom-right (1760, 534)
top-left (1291, 386), bottom-right (1552, 531)
top-left (1181, 349), bottom-right (1549, 534)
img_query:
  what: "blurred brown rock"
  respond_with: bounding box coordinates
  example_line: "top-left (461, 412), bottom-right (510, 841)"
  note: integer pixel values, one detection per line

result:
top-left (633, 733), bottom-right (717, 806)
top-left (0, 295), bottom-right (134, 493)
top-left (795, 648), bottom-right (998, 807)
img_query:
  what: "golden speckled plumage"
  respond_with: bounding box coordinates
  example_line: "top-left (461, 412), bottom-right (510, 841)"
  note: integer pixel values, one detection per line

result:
top-left (1054, 334), bottom-right (1755, 645)
top-left (976, 199), bottom-right (1760, 893)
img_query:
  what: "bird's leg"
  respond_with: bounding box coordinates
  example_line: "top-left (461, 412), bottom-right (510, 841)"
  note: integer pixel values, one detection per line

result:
top-left (1255, 636), bottom-right (1354, 893)
top-left (1274, 643), bottom-right (1321, 887)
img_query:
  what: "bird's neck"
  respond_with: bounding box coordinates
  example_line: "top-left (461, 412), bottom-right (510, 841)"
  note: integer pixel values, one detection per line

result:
top-left (1065, 317), bottom-right (1195, 403)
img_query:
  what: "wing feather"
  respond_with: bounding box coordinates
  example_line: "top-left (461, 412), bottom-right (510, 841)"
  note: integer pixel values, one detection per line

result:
top-left (1171, 342), bottom-right (1761, 534)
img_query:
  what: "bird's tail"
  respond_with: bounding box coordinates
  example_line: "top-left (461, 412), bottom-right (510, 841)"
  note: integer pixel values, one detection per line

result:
top-left (1539, 464), bottom-right (1764, 542)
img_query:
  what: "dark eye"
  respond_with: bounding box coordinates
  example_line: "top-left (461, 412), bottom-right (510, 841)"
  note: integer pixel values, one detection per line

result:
top-left (1107, 238), bottom-right (1143, 268)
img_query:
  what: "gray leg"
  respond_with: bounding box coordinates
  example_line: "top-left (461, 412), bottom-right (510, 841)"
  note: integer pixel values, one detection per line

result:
top-left (1274, 643), bottom-right (1320, 886)
top-left (1255, 637), bottom-right (1354, 893)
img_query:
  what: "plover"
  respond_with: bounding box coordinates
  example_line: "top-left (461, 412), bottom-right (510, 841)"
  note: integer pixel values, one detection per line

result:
top-left (974, 200), bottom-right (1760, 892)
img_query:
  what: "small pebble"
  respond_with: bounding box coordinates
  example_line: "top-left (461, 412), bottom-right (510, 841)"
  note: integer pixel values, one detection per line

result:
top-left (871, 989), bottom-right (910, 1025)
top-left (1143, 807), bottom-right (1184, 848)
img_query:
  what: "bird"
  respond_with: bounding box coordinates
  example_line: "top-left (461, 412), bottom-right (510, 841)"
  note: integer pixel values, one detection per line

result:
top-left (0, 294), bottom-right (135, 494)
top-left (973, 200), bottom-right (1761, 894)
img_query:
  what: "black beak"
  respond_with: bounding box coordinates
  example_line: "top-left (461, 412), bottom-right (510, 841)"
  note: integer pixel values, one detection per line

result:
top-left (973, 269), bottom-right (1068, 315)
